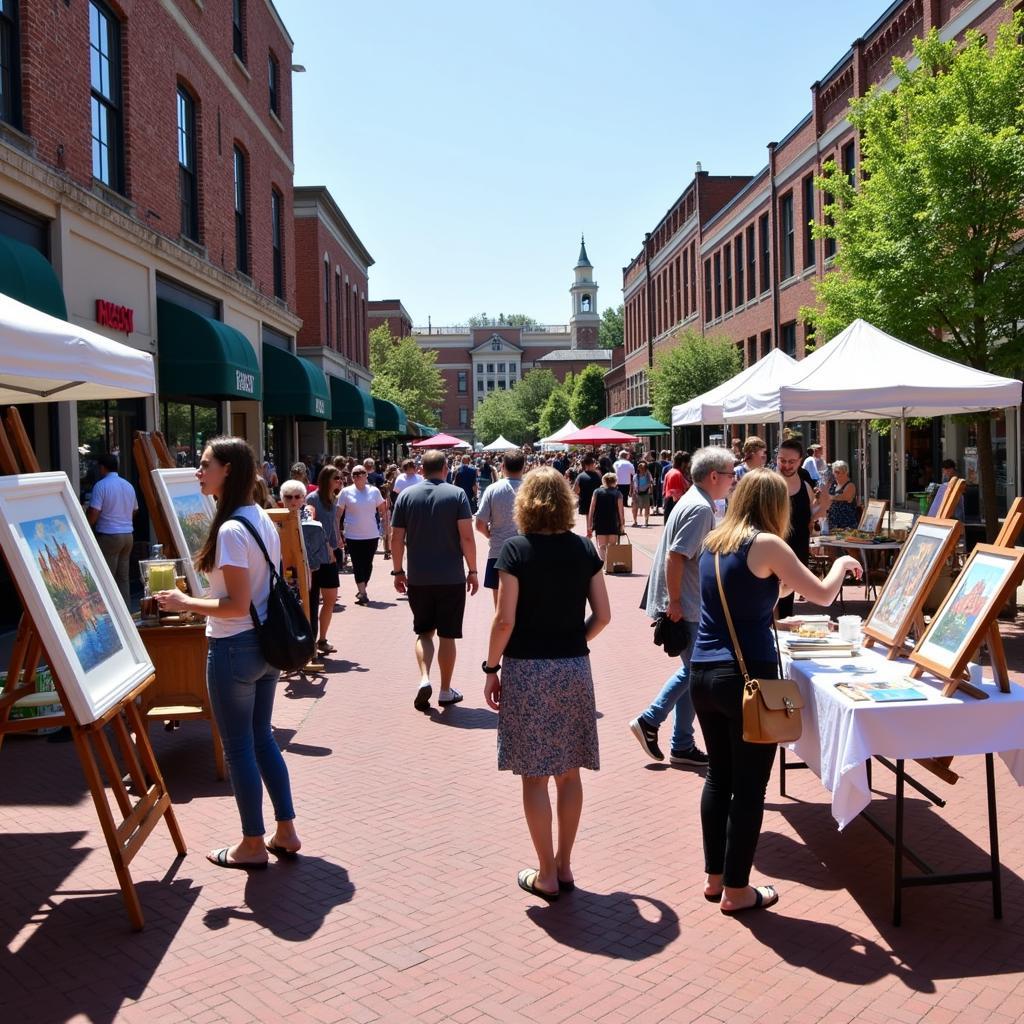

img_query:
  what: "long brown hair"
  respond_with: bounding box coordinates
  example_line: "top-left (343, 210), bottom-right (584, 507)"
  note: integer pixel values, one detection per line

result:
top-left (195, 436), bottom-right (258, 573)
top-left (315, 464), bottom-right (341, 508)
top-left (704, 468), bottom-right (789, 555)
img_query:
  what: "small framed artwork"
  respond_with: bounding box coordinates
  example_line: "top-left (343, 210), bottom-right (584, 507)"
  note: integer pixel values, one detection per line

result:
top-left (858, 498), bottom-right (888, 535)
top-left (151, 468), bottom-right (215, 596)
top-left (0, 473), bottom-right (154, 725)
top-left (911, 544), bottom-right (1024, 689)
top-left (863, 517), bottom-right (961, 652)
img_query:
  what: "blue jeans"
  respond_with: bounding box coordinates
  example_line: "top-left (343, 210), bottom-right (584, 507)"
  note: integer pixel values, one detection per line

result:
top-left (206, 629), bottom-right (295, 837)
top-left (640, 623), bottom-right (697, 752)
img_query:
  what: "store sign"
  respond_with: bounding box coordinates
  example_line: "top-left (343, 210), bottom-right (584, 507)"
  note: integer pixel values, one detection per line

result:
top-left (235, 369), bottom-right (256, 394)
top-left (95, 299), bottom-right (134, 335)
top-left (315, 397), bottom-right (325, 416)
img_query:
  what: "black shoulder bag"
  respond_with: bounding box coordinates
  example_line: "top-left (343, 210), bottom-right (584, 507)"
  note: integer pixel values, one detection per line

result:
top-left (230, 515), bottom-right (316, 672)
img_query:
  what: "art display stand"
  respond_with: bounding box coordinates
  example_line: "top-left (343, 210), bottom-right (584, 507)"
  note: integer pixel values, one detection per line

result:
top-left (0, 408), bottom-right (186, 930)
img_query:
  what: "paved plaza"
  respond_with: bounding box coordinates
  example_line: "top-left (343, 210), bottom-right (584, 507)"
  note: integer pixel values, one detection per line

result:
top-left (1, 522), bottom-right (1023, 1024)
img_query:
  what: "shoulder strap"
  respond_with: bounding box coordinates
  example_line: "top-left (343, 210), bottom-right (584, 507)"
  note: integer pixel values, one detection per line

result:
top-left (229, 514), bottom-right (279, 578)
top-left (714, 552), bottom-right (751, 683)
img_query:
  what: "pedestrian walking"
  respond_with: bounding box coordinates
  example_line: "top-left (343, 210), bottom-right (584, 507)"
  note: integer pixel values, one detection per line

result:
top-left (483, 468), bottom-right (610, 901)
top-left (661, 451), bottom-right (689, 520)
top-left (475, 451), bottom-right (525, 607)
top-left (306, 465), bottom-right (343, 656)
top-left (155, 436), bottom-right (301, 869)
top-left (453, 454), bottom-right (479, 512)
top-left (392, 458), bottom-right (421, 498)
top-left (572, 454), bottom-right (602, 530)
top-left (86, 452), bottom-right (138, 605)
top-left (629, 447), bottom-right (735, 767)
top-left (340, 465), bottom-right (386, 605)
top-left (586, 472), bottom-right (624, 561)
top-left (390, 449), bottom-right (479, 710)
top-left (691, 469), bottom-right (860, 912)
top-left (613, 449), bottom-right (637, 525)
top-left (634, 461), bottom-right (653, 527)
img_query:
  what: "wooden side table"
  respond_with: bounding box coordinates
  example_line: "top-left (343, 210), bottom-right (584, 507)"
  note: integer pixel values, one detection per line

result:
top-left (137, 621), bottom-right (225, 779)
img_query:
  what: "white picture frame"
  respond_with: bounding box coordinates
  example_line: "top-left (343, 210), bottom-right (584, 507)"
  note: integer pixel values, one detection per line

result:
top-left (0, 472), bottom-right (154, 725)
top-left (150, 468), bottom-right (216, 597)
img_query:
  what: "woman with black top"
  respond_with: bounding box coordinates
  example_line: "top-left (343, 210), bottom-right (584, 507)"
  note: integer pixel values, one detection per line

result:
top-left (691, 469), bottom-right (860, 913)
top-left (774, 438), bottom-right (822, 619)
top-left (484, 468), bottom-right (611, 901)
top-left (306, 465), bottom-right (343, 655)
top-left (586, 471), bottom-right (624, 560)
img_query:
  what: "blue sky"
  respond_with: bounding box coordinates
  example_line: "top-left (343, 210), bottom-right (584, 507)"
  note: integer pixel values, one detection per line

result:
top-left (279, 1), bottom-right (875, 327)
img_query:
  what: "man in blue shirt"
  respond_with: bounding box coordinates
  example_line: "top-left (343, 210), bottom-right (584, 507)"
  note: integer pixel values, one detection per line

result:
top-left (87, 453), bottom-right (138, 605)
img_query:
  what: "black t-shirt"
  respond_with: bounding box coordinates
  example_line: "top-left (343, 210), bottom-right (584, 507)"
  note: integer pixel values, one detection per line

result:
top-left (598, 455), bottom-right (613, 474)
top-left (552, 457), bottom-right (568, 475)
top-left (495, 532), bottom-right (604, 658)
top-left (575, 470), bottom-right (602, 514)
top-left (367, 472), bottom-right (385, 488)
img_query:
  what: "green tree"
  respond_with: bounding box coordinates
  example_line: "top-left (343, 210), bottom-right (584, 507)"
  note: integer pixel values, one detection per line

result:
top-left (473, 388), bottom-right (531, 445)
top-left (538, 375), bottom-right (575, 438)
top-left (369, 324), bottom-right (446, 428)
top-left (511, 368), bottom-right (558, 437)
top-left (466, 312), bottom-right (541, 329)
top-left (598, 304), bottom-right (624, 349)
top-left (570, 363), bottom-right (607, 427)
top-left (647, 329), bottom-right (741, 427)
top-left (802, 15), bottom-right (1024, 538)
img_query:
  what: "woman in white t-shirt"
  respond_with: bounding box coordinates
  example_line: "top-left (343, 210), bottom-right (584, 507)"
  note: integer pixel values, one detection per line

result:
top-left (340, 466), bottom-right (386, 605)
top-left (156, 437), bottom-right (301, 870)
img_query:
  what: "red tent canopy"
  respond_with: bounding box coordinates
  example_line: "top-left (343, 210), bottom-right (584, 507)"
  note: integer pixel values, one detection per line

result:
top-left (556, 425), bottom-right (641, 446)
top-left (410, 432), bottom-right (466, 448)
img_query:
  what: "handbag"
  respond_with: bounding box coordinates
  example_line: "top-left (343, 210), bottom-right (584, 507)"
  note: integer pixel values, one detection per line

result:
top-left (230, 515), bottom-right (317, 672)
top-left (714, 553), bottom-right (803, 744)
top-left (604, 534), bottom-right (633, 574)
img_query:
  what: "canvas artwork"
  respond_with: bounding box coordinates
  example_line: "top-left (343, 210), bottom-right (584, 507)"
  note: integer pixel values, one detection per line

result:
top-left (926, 557), bottom-right (1005, 653)
top-left (151, 468), bottom-right (215, 595)
top-left (859, 499), bottom-right (887, 535)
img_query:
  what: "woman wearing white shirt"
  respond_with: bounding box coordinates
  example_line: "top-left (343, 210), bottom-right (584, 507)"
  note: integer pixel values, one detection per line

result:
top-left (156, 437), bottom-right (301, 869)
top-left (341, 466), bottom-right (386, 605)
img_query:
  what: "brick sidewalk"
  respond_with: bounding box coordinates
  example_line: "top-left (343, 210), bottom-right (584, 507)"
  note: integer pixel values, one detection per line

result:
top-left (1, 519), bottom-right (1023, 1024)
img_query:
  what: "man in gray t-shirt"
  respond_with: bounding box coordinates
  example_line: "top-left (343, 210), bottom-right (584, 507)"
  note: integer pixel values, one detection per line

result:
top-left (474, 451), bottom-right (524, 606)
top-left (391, 449), bottom-right (479, 712)
top-left (629, 447), bottom-right (736, 765)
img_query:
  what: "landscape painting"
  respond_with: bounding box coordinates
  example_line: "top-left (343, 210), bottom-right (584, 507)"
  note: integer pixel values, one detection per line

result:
top-left (152, 468), bottom-right (216, 595)
top-left (170, 491), bottom-right (214, 590)
top-left (926, 555), bottom-right (1005, 654)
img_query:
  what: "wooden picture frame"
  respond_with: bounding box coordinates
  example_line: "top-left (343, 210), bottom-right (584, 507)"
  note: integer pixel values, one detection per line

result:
top-left (150, 468), bottom-right (215, 596)
top-left (910, 544), bottom-right (1024, 697)
top-left (0, 472), bottom-right (154, 724)
top-left (859, 498), bottom-right (888, 535)
top-left (863, 517), bottom-right (962, 656)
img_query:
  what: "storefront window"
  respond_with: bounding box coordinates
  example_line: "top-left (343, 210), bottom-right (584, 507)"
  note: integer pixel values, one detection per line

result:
top-left (78, 398), bottom-right (143, 501)
top-left (161, 400), bottom-right (220, 468)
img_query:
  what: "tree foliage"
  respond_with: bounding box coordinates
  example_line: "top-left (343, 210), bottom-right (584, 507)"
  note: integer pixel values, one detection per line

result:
top-left (538, 371), bottom-right (575, 439)
top-left (570, 364), bottom-right (607, 428)
top-left (598, 304), bottom-right (624, 349)
top-left (369, 324), bottom-right (445, 427)
top-left (473, 388), bottom-right (531, 445)
top-left (466, 312), bottom-right (541, 329)
top-left (801, 14), bottom-right (1024, 536)
top-left (647, 329), bottom-right (741, 426)
top-left (512, 368), bottom-right (558, 435)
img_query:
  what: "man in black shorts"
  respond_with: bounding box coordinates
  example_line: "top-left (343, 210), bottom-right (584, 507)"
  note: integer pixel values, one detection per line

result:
top-left (573, 454), bottom-right (602, 532)
top-left (390, 449), bottom-right (479, 711)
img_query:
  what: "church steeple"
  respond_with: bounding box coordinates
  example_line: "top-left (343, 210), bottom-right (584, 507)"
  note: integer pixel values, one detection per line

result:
top-left (569, 235), bottom-right (599, 349)
top-left (576, 234), bottom-right (592, 269)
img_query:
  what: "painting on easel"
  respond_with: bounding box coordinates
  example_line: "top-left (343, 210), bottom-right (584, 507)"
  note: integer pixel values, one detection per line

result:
top-left (151, 468), bottom-right (215, 595)
top-left (0, 473), bottom-right (153, 724)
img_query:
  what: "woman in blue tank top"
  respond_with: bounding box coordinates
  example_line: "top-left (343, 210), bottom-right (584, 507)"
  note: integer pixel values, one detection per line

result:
top-left (692, 469), bottom-right (861, 915)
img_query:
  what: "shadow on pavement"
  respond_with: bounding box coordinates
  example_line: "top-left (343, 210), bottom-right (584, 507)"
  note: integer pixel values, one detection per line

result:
top-left (282, 741), bottom-right (332, 757)
top-left (0, 734), bottom-right (87, 806)
top-left (202, 855), bottom-right (354, 941)
top-left (526, 890), bottom-right (679, 959)
top-left (427, 706), bottom-right (497, 730)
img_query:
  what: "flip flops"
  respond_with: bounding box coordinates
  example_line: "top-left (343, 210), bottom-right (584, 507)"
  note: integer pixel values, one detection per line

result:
top-left (704, 890), bottom-right (723, 903)
top-left (265, 841), bottom-right (299, 860)
top-left (517, 868), bottom-right (560, 903)
top-left (206, 847), bottom-right (268, 871)
top-left (720, 884), bottom-right (778, 915)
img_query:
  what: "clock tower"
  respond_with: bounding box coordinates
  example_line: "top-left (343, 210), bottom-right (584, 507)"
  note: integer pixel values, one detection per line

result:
top-left (569, 235), bottom-right (599, 349)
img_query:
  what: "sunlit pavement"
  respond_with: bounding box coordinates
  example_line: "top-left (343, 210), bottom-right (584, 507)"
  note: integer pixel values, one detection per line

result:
top-left (1, 516), bottom-right (1023, 1023)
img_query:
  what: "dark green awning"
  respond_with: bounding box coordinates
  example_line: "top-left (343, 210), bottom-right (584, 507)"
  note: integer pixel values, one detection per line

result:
top-left (0, 234), bottom-right (67, 319)
top-left (157, 299), bottom-right (261, 401)
top-left (372, 396), bottom-right (408, 434)
top-left (262, 345), bottom-right (331, 420)
top-left (329, 375), bottom-right (375, 429)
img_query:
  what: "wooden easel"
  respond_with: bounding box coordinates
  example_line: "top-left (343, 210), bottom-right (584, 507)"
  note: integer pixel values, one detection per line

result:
top-left (0, 408), bottom-right (186, 930)
top-left (132, 430), bottom-right (179, 555)
top-left (266, 507), bottom-right (311, 624)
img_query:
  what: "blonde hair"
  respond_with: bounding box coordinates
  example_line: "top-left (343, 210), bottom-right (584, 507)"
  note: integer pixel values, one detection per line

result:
top-left (704, 468), bottom-right (790, 555)
top-left (514, 466), bottom-right (576, 534)
top-left (601, 472), bottom-right (617, 487)
top-left (742, 435), bottom-right (766, 459)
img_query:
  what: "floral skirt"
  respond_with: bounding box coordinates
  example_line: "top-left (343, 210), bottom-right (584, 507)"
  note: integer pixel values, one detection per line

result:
top-left (497, 656), bottom-right (600, 776)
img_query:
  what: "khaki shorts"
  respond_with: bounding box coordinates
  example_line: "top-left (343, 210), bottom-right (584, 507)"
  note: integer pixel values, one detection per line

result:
top-left (634, 491), bottom-right (652, 509)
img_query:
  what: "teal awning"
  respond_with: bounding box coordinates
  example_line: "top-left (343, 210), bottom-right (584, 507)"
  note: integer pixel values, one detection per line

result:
top-left (262, 345), bottom-right (331, 420)
top-left (157, 299), bottom-right (261, 400)
top-left (597, 413), bottom-right (670, 436)
top-left (329, 375), bottom-right (375, 429)
top-left (0, 234), bottom-right (67, 320)
top-left (372, 396), bottom-right (408, 434)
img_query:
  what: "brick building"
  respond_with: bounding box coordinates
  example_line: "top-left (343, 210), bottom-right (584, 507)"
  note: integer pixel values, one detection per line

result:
top-left (616, 0), bottom-right (1018, 511)
top-left (368, 299), bottom-right (413, 339)
top-left (414, 239), bottom-right (611, 443)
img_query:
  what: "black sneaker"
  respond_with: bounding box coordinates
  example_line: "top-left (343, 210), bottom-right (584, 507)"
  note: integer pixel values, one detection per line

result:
top-left (414, 683), bottom-right (432, 711)
top-left (629, 717), bottom-right (664, 761)
top-left (670, 746), bottom-right (709, 766)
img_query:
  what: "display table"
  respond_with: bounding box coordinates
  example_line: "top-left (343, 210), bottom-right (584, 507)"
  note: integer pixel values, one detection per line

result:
top-left (812, 537), bottom-right (903, 598)
top-left (136, 621), bottom-right (224, 779)
top-left (781, 645), bottom-right (1024, 923)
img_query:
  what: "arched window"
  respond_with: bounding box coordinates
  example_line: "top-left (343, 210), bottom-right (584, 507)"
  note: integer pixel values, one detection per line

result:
top-left (491, 337), bottom-right (501, 350)
top-left (581, 294), bottom-right (592, 312)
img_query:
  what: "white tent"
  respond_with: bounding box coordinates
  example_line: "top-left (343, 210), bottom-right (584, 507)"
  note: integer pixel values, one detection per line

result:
top-left (0, 293), bottom-right (155, 403)
top-left (672, 348), bottom-right (798, 426)
top-left (482, 435), bottom-right (518, 451)
top-left (539, 419), bottom-right (579, 450)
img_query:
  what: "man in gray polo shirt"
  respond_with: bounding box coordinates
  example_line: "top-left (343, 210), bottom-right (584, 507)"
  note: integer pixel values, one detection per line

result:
top-left (629, 447), bottom-right (736, 765)
top-left (391, 449), bottom-right (479, 712)
top-left (474, 451), bottom-right (524, 606)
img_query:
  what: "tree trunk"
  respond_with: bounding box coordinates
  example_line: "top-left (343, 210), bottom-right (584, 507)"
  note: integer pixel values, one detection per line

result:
top-left (976, 415), bottom-right (999, 543)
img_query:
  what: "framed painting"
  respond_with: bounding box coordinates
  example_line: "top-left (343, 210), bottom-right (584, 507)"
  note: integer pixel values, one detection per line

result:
top-left (863, 517), bottom-right (961, 652)
top-left (150, 468), bottom-right (215, 596)
top-left (858, 498), bottom-right (888, 535)
top-left (0, 473), bottom-right (154, 725)
top-left (911, 544), bottom-right (1024, 687)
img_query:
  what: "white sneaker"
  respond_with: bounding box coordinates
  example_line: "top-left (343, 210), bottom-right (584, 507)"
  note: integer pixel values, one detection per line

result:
top-left (438, 688), bottom-right (464, 707)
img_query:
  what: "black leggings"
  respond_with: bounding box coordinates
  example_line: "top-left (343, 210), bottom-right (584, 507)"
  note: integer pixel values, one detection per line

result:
top-left (691, 659), bottom-right (779, 888)
top-left (776, 546), bottom-right (809, 618)
top-left (346, 537), bottom-right (379, 584)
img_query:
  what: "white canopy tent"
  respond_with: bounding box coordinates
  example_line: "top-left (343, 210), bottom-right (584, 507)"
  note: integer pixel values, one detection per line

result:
top-left (0, 292), bottom-right (156, 403)
top-left (482, 434), bottom-right (518, 452)
top-left (539, 419), bottom-right (579, 451)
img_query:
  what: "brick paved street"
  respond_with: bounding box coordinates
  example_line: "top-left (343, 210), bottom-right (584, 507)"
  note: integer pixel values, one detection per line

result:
top-left (1, 521), bottom-right (1023, 1024)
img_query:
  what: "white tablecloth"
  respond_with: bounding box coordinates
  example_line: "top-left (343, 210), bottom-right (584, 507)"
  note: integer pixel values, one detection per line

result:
top-left (784, 646), bottom-right (1024, 829)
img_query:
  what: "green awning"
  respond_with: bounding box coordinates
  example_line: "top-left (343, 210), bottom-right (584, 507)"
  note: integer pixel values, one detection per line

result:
top-left (0, 234), bottom-right (67, 319)
top-left (372, 396), bottom-right (408, 434)
top-left (329, 375), bottom-right (375, 429)
top-left (262, 345), bottom-right (331, 420)
top-left (157, 299), bottom-right (261, 400)
top-left (597, 413), bottom-right (670, 436)
top-left (411, 421), bottom-right (434, 438)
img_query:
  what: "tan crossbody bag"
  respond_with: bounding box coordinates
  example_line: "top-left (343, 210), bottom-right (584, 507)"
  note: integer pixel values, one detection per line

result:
top-left (714, 553), bottom-right (804, 745)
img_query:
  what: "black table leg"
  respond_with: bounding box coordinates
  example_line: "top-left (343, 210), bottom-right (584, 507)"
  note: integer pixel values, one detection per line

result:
top-left (987, 753), bottom-right (1002, 920)
top-left (893, 758), bottom-right (905, 927)
top-left (780, 746), bottom-right (787, 797)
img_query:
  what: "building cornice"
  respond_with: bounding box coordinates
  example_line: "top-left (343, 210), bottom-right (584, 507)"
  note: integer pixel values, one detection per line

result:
top-left (294, 186), bottom-right (374, 270)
